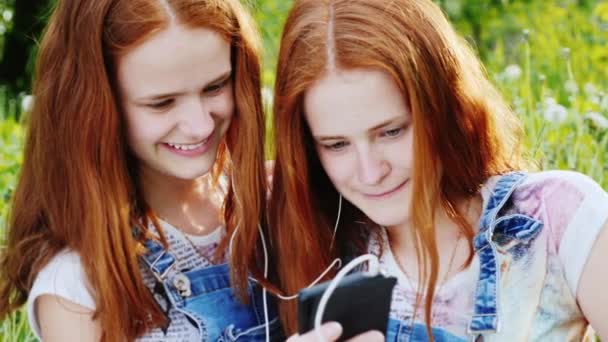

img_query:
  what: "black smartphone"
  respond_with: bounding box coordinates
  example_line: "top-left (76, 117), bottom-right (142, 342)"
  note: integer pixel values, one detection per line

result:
top-left (297, 272), bottom-right (397, 341)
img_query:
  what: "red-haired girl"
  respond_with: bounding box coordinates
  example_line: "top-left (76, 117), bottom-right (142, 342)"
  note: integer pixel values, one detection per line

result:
top-left (0, 0), bottom-right (282, 341)
top-left (269, 0), bottom-right (608, 341)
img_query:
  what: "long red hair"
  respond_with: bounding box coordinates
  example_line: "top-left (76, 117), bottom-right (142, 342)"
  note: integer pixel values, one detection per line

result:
top-left (267, 0), bottom-right (526, 334)
top-left (0, 0), bottom-right (267, 340)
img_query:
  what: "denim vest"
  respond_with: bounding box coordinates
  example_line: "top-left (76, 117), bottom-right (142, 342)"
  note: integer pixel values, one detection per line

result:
top-left (140, 237), bottom-right (284, 341)
top-left (385, 172), bottom-right (587, 341)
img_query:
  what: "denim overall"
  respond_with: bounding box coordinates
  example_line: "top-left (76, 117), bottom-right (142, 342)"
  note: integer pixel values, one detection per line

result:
top-left (385, 172), bottom-right (548, 341)
top-left (140, 237), bottom-right (284, 341)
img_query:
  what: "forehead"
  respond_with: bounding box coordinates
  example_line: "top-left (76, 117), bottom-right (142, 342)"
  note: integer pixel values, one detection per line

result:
top-left (117, 25), bottom-right (231, 97)
top-left (304, 68), bottom-right (408, 135)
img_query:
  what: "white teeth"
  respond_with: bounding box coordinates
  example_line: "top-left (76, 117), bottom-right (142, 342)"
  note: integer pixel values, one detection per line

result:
top-left (167, 140), bottom-right (206, 151)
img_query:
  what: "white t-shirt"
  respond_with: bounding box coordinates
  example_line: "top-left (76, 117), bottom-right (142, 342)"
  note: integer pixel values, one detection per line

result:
top-left (27, 220), bottom-right (226, 341)
top-left (368, 170), bottom-right (608, 339)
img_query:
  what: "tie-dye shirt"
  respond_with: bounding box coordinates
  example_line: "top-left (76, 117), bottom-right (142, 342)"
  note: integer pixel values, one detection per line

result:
top-left (368, 171), bottom-right (608, 341)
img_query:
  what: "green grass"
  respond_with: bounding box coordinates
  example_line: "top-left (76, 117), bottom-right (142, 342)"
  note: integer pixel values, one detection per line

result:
top-left (1, 0), bottom-right (607, 340)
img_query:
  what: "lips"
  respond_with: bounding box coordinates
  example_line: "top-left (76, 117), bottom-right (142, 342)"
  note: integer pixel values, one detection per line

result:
top-left (362, 179), bottom-right (409, 198)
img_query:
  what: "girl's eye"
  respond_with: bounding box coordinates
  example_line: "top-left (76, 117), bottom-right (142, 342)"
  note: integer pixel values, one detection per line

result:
top-left (322, 141), bottom-right (349, 151)
top-left (382, 127), bottom-right (405, 138)
top-left (204, 79), bottom-right (229, 95)
top-left (148, 99), bottom-right (174, 110)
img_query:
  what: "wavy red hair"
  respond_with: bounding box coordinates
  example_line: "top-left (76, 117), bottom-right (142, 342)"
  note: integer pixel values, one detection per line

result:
top-left (0, 0), bottom-right (266, 340)
top-left (267, 0), bottom-right (527, 335)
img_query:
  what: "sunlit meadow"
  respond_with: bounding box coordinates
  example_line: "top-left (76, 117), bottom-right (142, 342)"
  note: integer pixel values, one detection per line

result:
top-left (0, 0), bottom-right (606, 340)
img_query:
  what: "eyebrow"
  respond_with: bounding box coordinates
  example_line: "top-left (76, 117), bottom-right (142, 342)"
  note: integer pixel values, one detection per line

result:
top-left (315, 117), bottom-right (405, 141)
top-left (137, 70), bottom-right (232, 102)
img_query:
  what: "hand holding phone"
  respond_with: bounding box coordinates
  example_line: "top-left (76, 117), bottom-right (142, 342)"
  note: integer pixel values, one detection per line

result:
top-left (287, 322), bottom-right (384, 342)
top-left (297, 272), bottom-right (396, 341)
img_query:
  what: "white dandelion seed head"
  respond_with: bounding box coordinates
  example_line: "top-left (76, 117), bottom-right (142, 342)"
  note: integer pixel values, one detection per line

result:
top-left (544, 97), bottom-right (557, 106)
top-left (564, 80), bottom-right (578, 94)
top-left (584, 111), bottom-right (608, 130)
top-left (2, 10), bottom-right (12, 22)
top-left (539, 74), bottom-right (546, 82)
top-left (503, 64), bottom-right (522, 82)
top-left (584, 83), bottom-right (597, 96)
top-left (600, 94), bottom-right (608, 111)
top-left (261, 87), bottom-right (273, 109)
top-left (21, 95), bottom-right (34, 113)
top-left (543, 101), bottom-right (568, 124)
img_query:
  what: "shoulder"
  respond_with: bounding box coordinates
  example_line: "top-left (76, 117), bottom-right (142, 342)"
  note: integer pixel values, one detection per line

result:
top-left (518, 170), bottom-right (606, 199)
top-left (28, 249), bottom-right (96, 339)
top-left (29, 249), bottom-right (95, 308)
top-left (508, 170), bottom-right (607, 225)
top-left (513, 171), bottom-right (608, 293)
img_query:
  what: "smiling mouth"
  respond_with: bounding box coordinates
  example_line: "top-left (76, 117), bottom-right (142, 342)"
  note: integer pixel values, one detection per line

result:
top-left (165, 130), bottom-right (215, 151)
top-left (166, 139), bottom-right (208, 151)
top-left (162, 130), bottom-right (216, 155)
top-left (363, 179), bottom-right (409, 198)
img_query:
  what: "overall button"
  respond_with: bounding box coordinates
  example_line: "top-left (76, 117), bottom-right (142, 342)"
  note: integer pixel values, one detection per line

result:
top-left (173, 273), bottom-right (192, 297)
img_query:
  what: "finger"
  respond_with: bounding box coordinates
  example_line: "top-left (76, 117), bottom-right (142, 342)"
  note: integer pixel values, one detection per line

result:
top-left (346, 330), bottom-right (384, 342)
top-left (286, 333), bottom-right (299, 342)
top-left (287, 322), bottom-right (343, 341)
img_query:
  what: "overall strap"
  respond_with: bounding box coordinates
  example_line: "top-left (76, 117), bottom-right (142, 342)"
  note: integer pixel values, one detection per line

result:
top-left (468, 172), bottom-right (527, 334)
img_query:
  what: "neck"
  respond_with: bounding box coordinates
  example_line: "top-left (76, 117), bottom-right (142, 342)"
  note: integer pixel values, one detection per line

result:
top-left (139, 167), bottom-right (223, 236)
top-left (386, 194), bottom-right (482, 278)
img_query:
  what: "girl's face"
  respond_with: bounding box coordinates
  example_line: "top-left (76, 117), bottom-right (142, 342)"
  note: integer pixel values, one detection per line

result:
top-left (304, 68), bottom-right (414, 228)
top-left (118, 25), bottom-right (234, 182)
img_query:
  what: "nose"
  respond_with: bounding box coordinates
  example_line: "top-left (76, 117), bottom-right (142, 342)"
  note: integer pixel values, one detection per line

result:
top-left (356, 146), bottom-right (390, 185)
top-left (178, 98), bottom-right (215, 140)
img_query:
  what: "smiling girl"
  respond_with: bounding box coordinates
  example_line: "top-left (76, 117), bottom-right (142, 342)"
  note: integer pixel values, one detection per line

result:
top-left (269, 0), bottom-right (608, 341)
top-left (0, 0), bottom-right (281, 341)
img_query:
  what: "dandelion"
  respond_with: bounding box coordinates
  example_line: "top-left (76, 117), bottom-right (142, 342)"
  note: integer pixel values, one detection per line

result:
top-left (544, 97), bottom-right (557, 106)
top-left (21, 95), bottom-right (34, 113)
top-left (522, 29), bottom-right (530, 41)
top-left (564, 80), bottom-right (578, 94)
top-left (584, 83), bottom-right (597, 96)
top-left (543, 98), bottom-right (568, 124)
top-left (584, 111), bottom-right (608, 130)
top-left (600, 94), bottom-right (608, 111)
top-left (261, 87), bottom-right (273, 109)
top-left (2, 10), bottom-right (12, 22)
top-left (539, 74), bottom-right (546, 83)
top-left (560, 47), bottom-right (571, 59)
top-left (503, 64), bottom-right (522, 82)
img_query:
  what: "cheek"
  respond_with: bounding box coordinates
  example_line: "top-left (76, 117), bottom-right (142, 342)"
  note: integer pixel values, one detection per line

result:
top-left (124, 108), bottom-right (148, 144)
top-left (210, 89), bottom-right (235, 121)
top-left (124, 107), bottom-right (169, 147)
top-left (387, 131), bottom-right (414, 168)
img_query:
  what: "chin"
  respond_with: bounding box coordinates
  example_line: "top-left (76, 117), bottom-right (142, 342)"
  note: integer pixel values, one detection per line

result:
top-left (364, 211), bottom-right (409, 228)
top-left (163, 165), bottom-right (214, 181)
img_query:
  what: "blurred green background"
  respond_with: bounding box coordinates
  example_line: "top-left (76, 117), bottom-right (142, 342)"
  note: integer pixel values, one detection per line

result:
top-left (1, 0), bottom-right (607, 340)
